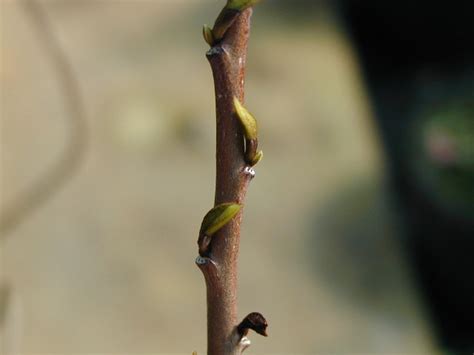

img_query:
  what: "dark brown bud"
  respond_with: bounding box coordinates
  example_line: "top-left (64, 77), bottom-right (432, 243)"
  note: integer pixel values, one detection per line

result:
top-left (237, 312), bottom-right (268, 337)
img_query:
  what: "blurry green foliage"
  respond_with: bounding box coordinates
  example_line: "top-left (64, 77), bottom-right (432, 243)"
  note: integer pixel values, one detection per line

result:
top-left (411, 100), bottom-right (474, 217)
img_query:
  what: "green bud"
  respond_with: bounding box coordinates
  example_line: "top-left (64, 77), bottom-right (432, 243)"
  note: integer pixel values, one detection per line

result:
top-left (202, 24), bottom-right (214, 46)
top-left (226, 0), bottom-right (262, 11)
top-left (198, 203), bottom-right (242, 256)
top-left (212, 7), bottom-right (239, 42)
top-left (200, 203), bottom-right (242, 237)
top-left (250, 150), bottom-right (263, 166)
top-left (233, 97), bottom-right (258, 140)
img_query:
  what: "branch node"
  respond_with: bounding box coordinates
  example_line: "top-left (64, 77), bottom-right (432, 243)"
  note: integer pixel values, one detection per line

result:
top-left (206, 46), bottom-right (224, 57)
top-left (243, 166), bottom-right (256, 179)
top-left (240, 336), bottom-right (251, 347)
top-left (195, 256), bottom-right (212, 266)
top-left (237, 336), bottom-right (251, 353)
top-left (195, 255), bottom-right (218, 275)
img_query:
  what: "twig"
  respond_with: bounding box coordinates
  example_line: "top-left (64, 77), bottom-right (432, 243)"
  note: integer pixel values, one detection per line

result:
top-left (196, 1), bottom-right (267, 354)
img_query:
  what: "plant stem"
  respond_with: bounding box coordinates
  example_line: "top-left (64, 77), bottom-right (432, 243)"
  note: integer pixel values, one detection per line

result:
top-left (197, 8), bottom-right (254, 355)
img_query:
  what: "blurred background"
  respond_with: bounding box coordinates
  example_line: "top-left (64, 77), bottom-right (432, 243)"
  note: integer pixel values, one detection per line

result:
top-left (1, 0), bottom-right (473, 353)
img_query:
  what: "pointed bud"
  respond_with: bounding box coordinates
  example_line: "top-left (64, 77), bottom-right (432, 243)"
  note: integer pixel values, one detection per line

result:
top-left (212, 7), bottom-right (239, 42)
top-left (226, 0), bottom-right (262, 11)
top-left (202, 24), bottom-right (214, 46)
top-left (198, 203), bottom-right (242, 256)
top-left (233, 97), bottom-right (258, 140)
top-left (250, 150), bottom-right (263, 166)
top-left (237, 312), bottom-right (268, 337)
top-left (200, 203), bottom-right (242, 237)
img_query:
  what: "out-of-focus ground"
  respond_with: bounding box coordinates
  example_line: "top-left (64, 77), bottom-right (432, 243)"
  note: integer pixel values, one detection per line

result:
top-left (1, 1), bottom-right (436, 353)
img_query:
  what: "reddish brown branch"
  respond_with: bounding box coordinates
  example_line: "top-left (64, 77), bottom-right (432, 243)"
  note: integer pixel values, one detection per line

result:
top-left (208, 8), bottom-right (252, 352)
top-left (196, 7), bottom-right (258, 355)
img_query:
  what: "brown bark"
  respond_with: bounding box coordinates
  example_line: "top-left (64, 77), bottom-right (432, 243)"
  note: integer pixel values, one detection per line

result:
top-left (196, 8), bottom-right (257, 355)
